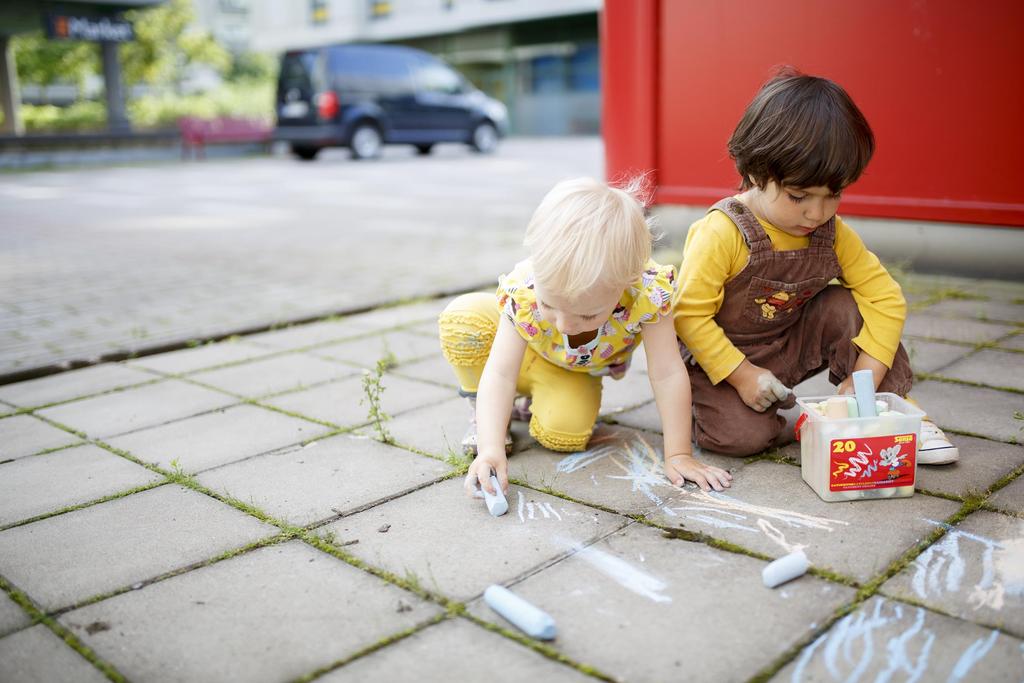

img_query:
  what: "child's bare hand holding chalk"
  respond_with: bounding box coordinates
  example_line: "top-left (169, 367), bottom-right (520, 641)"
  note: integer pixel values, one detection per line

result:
top-left (464, 453), bottom-right (509, 497)
top-left (725, 360), bottom-right (793, 412)
top-left (664, 453), bottom-right (732, 491)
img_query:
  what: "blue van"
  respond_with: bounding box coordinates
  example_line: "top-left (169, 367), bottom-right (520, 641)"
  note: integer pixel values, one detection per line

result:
top-left (274, 44), bottom-right (509, 160)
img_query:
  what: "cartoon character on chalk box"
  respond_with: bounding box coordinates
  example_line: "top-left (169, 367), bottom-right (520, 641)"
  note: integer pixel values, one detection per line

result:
top-left (879, 444), bottom-right (909, 480)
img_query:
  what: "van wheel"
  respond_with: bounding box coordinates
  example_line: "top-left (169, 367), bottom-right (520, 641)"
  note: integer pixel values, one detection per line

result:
top-left (469, 122), bottom-right (498, 154)
top-left (350, 123), bottom-right (383, 160)
top-left (291, 145), bottom-right (320, 161)
top-left (415, 144), bottom-right (434, 155)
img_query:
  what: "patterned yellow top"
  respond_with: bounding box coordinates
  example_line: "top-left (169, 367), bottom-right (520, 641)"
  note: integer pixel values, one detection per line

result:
top-left (497, 259), bottom-right (677, 377)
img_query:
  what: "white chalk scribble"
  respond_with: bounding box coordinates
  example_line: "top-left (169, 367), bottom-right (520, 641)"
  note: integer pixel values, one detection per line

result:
top-left (790, 599), bottom-right (1004, 682)
top-left (911, 519), bottom-right (1024, 612)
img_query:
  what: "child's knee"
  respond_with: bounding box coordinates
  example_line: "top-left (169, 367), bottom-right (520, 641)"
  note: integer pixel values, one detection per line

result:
top-left (695, 420), bottom-right (779, 457)
top-left (438, 293), bottom-right (498, 367)
top-left (529, 414), bottom-right (593, 452)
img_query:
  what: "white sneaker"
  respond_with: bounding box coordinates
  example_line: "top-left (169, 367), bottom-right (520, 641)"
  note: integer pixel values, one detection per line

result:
top-left (918, 420), bottom-right (959, 465)
top-left (461, 396), bottom-right (512, 456)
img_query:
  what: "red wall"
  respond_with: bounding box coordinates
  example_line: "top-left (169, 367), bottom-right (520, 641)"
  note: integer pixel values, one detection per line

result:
top-left (602, 0), bottom-right (1024, 227)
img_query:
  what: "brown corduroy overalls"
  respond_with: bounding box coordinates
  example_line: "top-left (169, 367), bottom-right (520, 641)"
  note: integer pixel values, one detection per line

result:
top-left (683, 198), bottom-right (913, 457)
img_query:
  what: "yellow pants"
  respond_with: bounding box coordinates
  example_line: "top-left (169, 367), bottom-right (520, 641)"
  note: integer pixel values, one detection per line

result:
top-left (438, 292), bottom-right (602, 452)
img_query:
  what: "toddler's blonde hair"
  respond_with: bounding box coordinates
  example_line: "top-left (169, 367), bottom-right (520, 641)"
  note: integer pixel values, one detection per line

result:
top-left (524, 177), bottom-right (653, 299)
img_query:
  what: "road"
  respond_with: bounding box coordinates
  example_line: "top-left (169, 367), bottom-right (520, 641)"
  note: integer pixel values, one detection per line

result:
top-left (0, 138), bottom-right (603, 378)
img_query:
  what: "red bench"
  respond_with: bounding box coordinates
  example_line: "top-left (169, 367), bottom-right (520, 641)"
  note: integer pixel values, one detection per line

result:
top-left (178, 116), bottom-right (272, 159)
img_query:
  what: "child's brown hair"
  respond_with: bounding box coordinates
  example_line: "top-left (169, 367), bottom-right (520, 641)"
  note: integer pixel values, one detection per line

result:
top-left (728, 67), bottom-right (874, 193)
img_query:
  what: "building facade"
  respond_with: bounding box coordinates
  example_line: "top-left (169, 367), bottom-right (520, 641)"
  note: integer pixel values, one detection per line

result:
top-left (194, 0), bottom-right (601, 135)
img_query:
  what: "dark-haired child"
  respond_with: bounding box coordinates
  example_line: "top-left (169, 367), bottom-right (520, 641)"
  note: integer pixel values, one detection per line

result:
top-left (674, 69), bottom-right (957, 464)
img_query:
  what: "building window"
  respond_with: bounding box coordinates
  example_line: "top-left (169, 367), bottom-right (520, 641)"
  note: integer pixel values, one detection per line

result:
top-left (369, 0), bottom-right (391, 19)
top-left (311, 0), bottom-right (328, 25)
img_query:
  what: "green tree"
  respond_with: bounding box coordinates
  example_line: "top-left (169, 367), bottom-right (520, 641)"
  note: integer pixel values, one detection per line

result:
top-left (13, 32), bottom-right (98, 88)
top-left (121, 0), bottom-right (230, 87)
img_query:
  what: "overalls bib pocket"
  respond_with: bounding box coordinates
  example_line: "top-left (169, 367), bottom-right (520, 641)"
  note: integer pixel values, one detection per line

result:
top-left (744, 276), bottom-right (828, 324)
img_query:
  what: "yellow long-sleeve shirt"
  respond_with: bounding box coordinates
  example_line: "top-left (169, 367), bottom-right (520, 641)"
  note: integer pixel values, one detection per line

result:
top-left (673, 209), bottom-right (907, 385)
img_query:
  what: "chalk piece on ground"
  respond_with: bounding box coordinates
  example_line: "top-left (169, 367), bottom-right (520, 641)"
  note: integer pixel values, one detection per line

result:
top-left (762, 550), bottom-right (810, 588)
top-left (484, 585), bottom-right (557, 640)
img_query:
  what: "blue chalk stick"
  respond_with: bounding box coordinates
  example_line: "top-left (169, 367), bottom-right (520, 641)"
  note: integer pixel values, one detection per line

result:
top-left (484, 585), bottom-right (556, 640)
top-left (852, 369), bottom-right (877, 418)
top-left (482, 473), bottom-right (508, 517)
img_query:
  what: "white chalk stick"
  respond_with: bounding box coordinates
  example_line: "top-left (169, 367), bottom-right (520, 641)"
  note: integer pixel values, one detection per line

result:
top-left (762, 550), bottom-right (809, 588)
top-left (482, 474), bottom-right (508, 517)
top-left (824, 396), bottom-right (849, 419)
top-left (844, 396), bottom-right (859, 418)
top-left (484, 585), bottom-right (556, 640)
top-left (852, 369), bottom-right (877, 417)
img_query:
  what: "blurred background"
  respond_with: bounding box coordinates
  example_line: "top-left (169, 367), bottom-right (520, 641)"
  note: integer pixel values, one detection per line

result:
top-left (0, 0), bottom-right (600, 137)
top-left (0, 0), bottom-right (1021, 381)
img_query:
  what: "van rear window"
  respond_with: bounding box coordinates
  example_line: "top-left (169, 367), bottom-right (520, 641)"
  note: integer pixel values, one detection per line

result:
top-left (279, 52), bottom-right (317, 94)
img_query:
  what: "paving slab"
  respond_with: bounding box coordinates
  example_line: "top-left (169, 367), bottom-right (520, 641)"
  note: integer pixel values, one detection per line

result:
top-left (35, 379), bottom-right (237, 439)
top-left (924, 297), bottom-right (1024, 324)
top-left (902, 313), bottom-right (1014, 345)
top-left (389, 355), bottom-right (459, 388)
top-left (989, 474), bottom-right (1024, 515)
top-left (998, 333), bottom-right (1024, 351)
top-left (265, 374), bottom-right (454, 429)
top-left (467, 523), bottom-right (855, 683)
top-left (196, 433), bottom-right (450, 526)
top-left (599, 370), bottom-right (654, 417)
top-left (126, 339), bottom-right (274, 375)
top-left (915, 434), bottom-right (1024, 498)
top-left (880, 510), bottom-right (1024, 638)
top-left (59, 541), bottom-right (441, 683)
top-left (0, 363), bottom-right (155, 408)
top-left (911, 380), bottom-right (1024, 443)
top-left (0, 413), bottom-right (81, 461)
top-left (0, 484), bottom-right (276, 611)
top-left (313, 330), bottom-right (442, 369)
top-left (643, 460), bottom-right (960, 583)
top-left (342, 298), bottom-right (452, 332)
top-left (904, 337), bottom-right (973, 374)
top-left (508, 425), bottom-right (747, 516)
top-left (319, 618), bottom-right (594, 682)
top-left (244, 318), bottom-right (374, 350)
top-left (386, 398), bottom-right (531, 459)
top-left (190, 353), bottom-right (357, 399)
top-left (774, 596), bottom-right (1024, 683)
top-left (939, 348), bottom-right (1024, 392)
top-left (106, 404), bottom-right (331, 473)
top-left (611, 400), bottom-right (661, 433)
top-left (0, 625), bottom-right (109, 683)
top-left (0, 593), bottom-right (31, 638)
top-left (324, 478), bottom-right (628, 601)
top-left (0, 444), bottom-right (161, 527)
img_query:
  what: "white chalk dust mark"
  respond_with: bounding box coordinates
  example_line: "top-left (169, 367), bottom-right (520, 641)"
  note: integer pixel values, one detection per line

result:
top-left (912, 519), bottom-right (1024, 612)
top-left (572, 543), bottom-right (672, 604)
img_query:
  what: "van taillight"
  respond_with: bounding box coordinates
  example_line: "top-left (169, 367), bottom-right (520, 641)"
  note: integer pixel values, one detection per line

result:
top-left (316, 92), bottom-right (339, 120)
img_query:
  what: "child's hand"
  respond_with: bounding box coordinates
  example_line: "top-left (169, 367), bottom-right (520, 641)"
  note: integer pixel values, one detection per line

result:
top-left (464, 452), bottom-right (509, 497)
top-left (664, 453), bottom-right (733, 491)
top-left (727, 360), bottom-right (793, 412)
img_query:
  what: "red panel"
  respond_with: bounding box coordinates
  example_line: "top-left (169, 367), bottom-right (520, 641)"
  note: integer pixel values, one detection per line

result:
top-left (608, 0), bottom-right (1024, 227)
top-left (601, 0), bottom-right (659, 189)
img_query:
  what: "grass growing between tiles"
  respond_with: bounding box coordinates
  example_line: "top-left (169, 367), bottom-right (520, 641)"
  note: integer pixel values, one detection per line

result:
top-left (0, 576), bottom-right (127, 683)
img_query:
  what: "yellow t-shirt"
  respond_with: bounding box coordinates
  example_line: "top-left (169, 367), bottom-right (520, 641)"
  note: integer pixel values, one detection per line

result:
top-left (673, 210), bottom-right (906, 384)
top-left (498, 259), bottom-right (677, 377)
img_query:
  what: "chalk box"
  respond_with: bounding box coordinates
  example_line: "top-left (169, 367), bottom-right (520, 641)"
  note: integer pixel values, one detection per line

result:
top-left (796, 393), bottom-right (924, 502)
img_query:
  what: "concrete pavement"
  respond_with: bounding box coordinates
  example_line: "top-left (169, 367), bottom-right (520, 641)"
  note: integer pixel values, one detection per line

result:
top-left (0, 139), bottom-right (603, 380)
top-left (1, 270), bottom-right (1022, 682)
